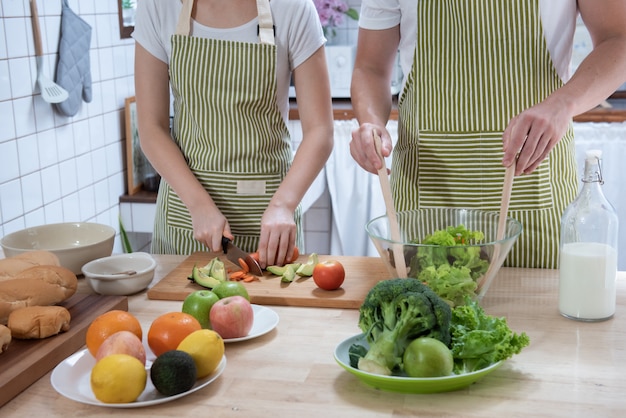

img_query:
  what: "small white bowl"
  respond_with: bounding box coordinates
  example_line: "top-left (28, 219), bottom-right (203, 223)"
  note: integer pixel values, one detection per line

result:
top-left (1, 222), bottom-right (115, 275)
top-left (81, 252), bottom-right (156, 296)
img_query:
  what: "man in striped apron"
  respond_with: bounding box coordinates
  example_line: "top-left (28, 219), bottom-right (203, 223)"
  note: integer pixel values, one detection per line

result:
top-left (351, 0), bottom-right (626, 269)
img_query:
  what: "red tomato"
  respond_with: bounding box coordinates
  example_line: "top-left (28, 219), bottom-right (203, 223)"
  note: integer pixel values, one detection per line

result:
top-left (290, 247), bottom-right (300, 263)
top-left (312, 260), bottom-right (345, 290)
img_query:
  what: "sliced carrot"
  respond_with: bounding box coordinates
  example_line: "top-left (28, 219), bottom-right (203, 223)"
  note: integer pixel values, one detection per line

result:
top-left (229, 271), bottom-right (246, 280)
top-left (238, 257), bottom-right (250, 273)
top-left (243, 274), bottom-right (258, 282)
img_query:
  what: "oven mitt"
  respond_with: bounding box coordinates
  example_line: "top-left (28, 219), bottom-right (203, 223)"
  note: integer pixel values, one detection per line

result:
top-left (54, 0), bottom-right (92, 117)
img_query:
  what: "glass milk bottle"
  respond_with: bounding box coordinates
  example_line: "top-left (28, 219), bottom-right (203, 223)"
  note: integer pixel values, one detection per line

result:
top-left (559, 150), bottom-right (618, 321)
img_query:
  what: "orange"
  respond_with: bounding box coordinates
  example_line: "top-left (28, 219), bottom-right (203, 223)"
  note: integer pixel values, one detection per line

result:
top-left (147, 312), bottom-right (202, 357)
top-left (86, 310), bottom-right (143, 357)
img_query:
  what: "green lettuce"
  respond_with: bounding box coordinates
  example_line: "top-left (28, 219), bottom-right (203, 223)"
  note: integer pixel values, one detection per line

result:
top-left (408, 224), bottom-right (489, 306)
top-left (450, 298), bottom-right (530, 373)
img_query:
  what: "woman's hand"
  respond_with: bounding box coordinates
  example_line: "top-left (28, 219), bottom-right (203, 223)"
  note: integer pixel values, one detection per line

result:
top-left (189, 204), bottom-right (232, 253)
top-left (257, 205), bottom-right (297, 268)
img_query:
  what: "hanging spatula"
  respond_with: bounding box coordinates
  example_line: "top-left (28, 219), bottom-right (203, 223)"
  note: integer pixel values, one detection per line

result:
top-left (30, 0), bottom-right (69, 104)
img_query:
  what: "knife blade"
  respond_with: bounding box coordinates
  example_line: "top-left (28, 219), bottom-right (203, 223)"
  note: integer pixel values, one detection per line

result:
top-left (221, 237), bottom-right (263, 276)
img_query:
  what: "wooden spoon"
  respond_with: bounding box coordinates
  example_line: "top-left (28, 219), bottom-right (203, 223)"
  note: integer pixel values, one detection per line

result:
top-left (479, 162), bottom-right (516, 289)
top-left (373, 132), bottom-right (408, 278)
top-left (496, 163), bottom-right (516, 242)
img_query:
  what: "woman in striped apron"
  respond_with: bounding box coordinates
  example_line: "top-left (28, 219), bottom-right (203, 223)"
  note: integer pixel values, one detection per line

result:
top-left (351, 0), bottom-right (626, 268)
top-left (133, 0), bottom-right (333, 267)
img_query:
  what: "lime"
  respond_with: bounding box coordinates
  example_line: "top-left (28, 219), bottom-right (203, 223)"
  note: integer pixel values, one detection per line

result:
top-left (403, 337), bottom-right (454, 378)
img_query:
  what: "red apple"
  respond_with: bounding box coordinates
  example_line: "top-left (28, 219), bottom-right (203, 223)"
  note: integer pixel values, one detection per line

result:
top-left (312, 260), bottom-right (345, 290)
top-left (209, 296), bottom-right (254, 339)
top-left (95, 330), bottom-right (147, 365)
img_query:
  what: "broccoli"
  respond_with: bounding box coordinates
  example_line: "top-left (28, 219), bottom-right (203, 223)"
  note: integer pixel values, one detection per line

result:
top-left (407, 224), bottom-right (489, 306)
top-left (354, 278), bottom-right (452, 376)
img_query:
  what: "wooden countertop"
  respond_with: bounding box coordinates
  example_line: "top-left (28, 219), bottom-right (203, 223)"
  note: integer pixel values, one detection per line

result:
top-left (2, 254), bottom-right (625, 417)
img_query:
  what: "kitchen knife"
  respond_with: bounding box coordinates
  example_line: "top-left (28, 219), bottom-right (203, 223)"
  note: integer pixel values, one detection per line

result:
top-left (221, 237), bottom-right (263, 276)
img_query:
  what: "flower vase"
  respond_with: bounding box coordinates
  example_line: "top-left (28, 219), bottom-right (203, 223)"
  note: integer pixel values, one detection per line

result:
top-left (324, 30), bottom-right (338, 46)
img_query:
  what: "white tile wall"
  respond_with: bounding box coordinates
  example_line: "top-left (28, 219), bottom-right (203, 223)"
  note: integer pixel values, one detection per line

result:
top-left (0, 0), bottom-right (134, 253)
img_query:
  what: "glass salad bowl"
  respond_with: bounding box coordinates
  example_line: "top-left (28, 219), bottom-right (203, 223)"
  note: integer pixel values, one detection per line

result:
top-left (366, 208), bottom-right (522, 305)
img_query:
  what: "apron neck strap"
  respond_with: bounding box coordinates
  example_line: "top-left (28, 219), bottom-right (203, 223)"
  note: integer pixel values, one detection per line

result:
top-left (256, 0), bottom-right (275, 45)
top-left (175, 0), bottom-right (275, 45)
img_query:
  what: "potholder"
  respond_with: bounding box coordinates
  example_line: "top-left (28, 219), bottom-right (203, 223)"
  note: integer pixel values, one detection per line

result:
top-left (54, 0), bottom-right (92, 117)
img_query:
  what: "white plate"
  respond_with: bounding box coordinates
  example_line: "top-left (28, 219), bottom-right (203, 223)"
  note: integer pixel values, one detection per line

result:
top-left (224, 304), bottom-right (279, 343)
top-left (50, 349), bottom-right (226, 408)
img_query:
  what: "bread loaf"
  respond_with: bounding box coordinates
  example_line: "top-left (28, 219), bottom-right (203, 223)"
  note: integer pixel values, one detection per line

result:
top-left (7, 306), bottom-right (71, 339)
top-left (0, 265), bottom-right (77, 324)
top-left (0, 324), bottom-right (10, 353)
top-left (0, 250), bottom-right (61, 281)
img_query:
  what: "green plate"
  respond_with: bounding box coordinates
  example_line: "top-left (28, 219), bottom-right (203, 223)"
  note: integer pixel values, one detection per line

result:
top-left (334, 334), bottom-right (503, 394)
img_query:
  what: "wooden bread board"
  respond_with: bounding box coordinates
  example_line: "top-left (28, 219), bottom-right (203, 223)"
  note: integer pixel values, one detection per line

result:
top-left (0, 293), bottom-right (128, 407)
top-left (147, 252), bottom-right (392, 309)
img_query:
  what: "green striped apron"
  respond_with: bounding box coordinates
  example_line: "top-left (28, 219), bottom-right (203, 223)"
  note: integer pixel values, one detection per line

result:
top-left (152, 0), bottom-right (302, 255)
top-left (394, 0), bottom-right (578, 268)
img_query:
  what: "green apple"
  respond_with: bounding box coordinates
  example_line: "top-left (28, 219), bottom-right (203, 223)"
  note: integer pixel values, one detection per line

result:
top-left (212, 281), bottom-right (250, 301)
top-left (182, 290), bottom-right (220, 329)
top-left (402, 337), bottom-right (453, 378)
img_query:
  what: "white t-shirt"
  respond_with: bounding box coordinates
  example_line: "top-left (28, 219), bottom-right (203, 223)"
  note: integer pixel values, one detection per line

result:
top-left (359, 0), bottom-right (578, 86)
top-left (132, 0), bottom-right (325, 123)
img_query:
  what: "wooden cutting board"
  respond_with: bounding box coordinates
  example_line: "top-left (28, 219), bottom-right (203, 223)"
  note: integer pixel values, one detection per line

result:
top-left (0, 293), bottom-right (128, 407)
top-left (147, 252), bottom-right (393, 309)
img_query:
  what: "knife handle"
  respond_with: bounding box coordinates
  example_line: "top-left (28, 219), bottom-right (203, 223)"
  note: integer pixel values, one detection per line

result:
top-left (221, 236), bottom-right (230, 254)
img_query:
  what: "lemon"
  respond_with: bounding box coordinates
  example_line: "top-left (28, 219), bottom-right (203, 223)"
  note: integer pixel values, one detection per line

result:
top-left (90, 354), bottom-right (147, 403)
top-left (177, 329), bottom-right (225, 378)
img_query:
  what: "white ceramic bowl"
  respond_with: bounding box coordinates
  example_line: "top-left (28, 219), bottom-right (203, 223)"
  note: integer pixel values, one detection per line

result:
top-left (1, 222), bottom-right (116, 275)
top-left (81, 252), bottom-right (156, 296)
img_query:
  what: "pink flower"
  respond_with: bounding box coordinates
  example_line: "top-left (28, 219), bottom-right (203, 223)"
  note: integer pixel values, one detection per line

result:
top-left (313, 0), bottom-right (358, 33)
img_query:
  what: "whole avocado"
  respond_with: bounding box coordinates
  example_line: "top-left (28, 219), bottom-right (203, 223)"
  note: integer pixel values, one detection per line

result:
top-left (150, 350), bottom-right (197, 396)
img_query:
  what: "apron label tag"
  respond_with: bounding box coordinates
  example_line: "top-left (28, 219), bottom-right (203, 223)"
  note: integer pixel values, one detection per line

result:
top-left (237, 180), bottom-right (266, 195)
